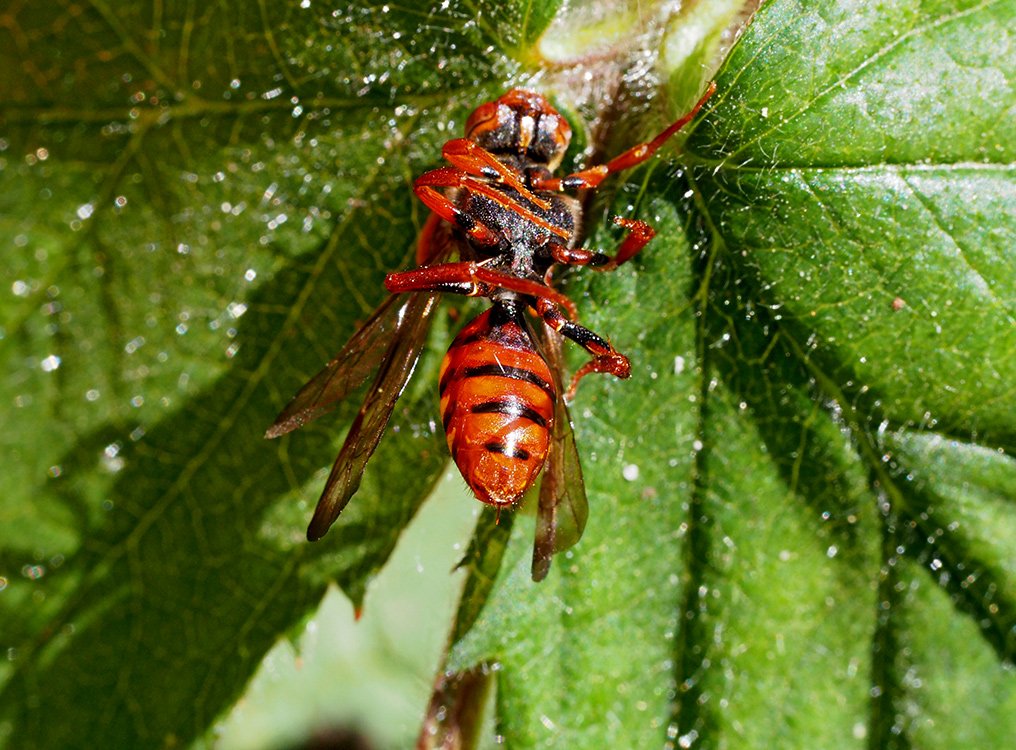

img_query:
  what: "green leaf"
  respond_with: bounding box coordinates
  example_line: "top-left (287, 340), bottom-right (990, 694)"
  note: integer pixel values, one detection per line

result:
top-left (0, 1), bottom-right (554, 747)
top-left (2, 0), bottom-right (1013, 749)
top-left (443, 0), bottom-right (1016, 748)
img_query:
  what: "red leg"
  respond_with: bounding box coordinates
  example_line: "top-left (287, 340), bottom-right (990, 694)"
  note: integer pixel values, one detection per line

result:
top-left (416, 213), bottom-right (447, 265)
top-left (547, 243), bottom-right (610, 267)
top-left (566, 353), bottom-right (631, 400)
top-left (535, 298), bottom-right (630, 400)
top-left (533, 81), bottom-right (716, 192)
top-left (602, 217), bottom-right (654, 269)
top-left (532, 164), bottom-right (609, 192)
top-left (442, 138), bottom-right (551, 209)
top-left (546, 216), bottom-right (656, 270)
top-left (385, 261), bottom-right (579, 320)
top-left (414, 167), bottom-right (501, 245)
top-left (415, 166), bottom-right (570, 243)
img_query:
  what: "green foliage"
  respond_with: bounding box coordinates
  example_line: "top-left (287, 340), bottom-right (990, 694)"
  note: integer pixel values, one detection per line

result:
top-left (0, 0), bottom-right (1012, 749)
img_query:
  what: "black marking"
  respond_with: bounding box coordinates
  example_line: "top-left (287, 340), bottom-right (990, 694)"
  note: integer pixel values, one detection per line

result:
top-left (439, 366), bottom-right (455, 395)
top-left (489, 297), bottom-right (526, 327)
top-left (484, 441), bottom-right (531, 461)
top-left (488, 300), bottom-right (542, 351)
top-left (442, 405), bottom-right (453, 432)
top-left (471, 398), bottom-right (548, 428)
top-left (448, 329), bottom-right (486, 350)
top-left (463, 364), bottom-right (554, 399)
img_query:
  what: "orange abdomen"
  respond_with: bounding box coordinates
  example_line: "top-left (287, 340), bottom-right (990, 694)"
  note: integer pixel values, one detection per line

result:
top-left (439, 305), bottom-right (555, 506)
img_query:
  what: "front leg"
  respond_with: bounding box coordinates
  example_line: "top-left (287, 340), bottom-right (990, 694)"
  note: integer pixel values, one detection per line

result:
top-left (532, 82), bottom-right (717, 192)
top-left (415, 166), bottom-right (571, 243)
top-left (546, 216), bottom-right (656, 270)
top-left (386, 261), bottom-right (579, 320)
top-left (414, 167), bottom-right (501, 245)
top-left (441, 138), bottom-right (551, 210)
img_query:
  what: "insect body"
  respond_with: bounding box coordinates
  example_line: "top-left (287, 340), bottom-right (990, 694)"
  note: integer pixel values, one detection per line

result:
top-left (267, 82), bottom-right (716, 579)
top-left (439, 300), bottom-right (557, 507)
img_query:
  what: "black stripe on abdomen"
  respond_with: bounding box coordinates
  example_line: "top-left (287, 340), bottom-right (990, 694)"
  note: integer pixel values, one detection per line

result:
top-left (484, 441), bottom-right (531, 461)
top-left (470, 398), bottom-right (548, 428)
top-left (463, 364), bottom-right (555, 399)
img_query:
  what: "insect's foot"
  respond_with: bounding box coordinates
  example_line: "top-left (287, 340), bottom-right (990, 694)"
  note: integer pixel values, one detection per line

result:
top-left (565, 353), bottom-right (631, 401)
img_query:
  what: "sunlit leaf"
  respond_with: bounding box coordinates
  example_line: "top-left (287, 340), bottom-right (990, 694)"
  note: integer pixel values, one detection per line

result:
top-left (2, 0), bottom-right (1012, 748)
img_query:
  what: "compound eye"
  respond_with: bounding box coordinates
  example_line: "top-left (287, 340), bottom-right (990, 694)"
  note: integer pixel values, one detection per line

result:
top-left (548, 114), bottom-right (572, 151)
top-left (465, 101), bottom-right (501, 138)
top-left (531, 113), bottom-right (571, 169)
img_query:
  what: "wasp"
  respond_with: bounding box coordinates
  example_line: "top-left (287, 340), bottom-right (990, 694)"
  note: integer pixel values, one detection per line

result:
top-left (266, 82), bottom-right (716, 580)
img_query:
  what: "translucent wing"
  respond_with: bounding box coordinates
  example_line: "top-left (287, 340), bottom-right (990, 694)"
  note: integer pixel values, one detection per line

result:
top-left (531, 322), bottom-right (589, 582)
top-left (266, 216), bottom-right (454, 440)
top-left (306, 291), bottom-right (439, 540)
top-left (266, 215), bottom-right (455, 540)
top-left (265, 293), bottom-right (421, 439)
